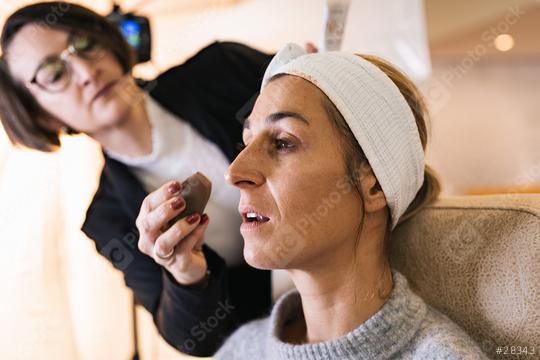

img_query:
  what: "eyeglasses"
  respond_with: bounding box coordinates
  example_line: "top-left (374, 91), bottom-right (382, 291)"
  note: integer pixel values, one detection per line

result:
top-left (29, 33), bottom-right (105, 93)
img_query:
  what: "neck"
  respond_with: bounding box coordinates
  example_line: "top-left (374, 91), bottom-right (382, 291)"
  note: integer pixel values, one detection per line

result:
top-left (91, 89), bottom-right (152, 158)
top-left (285, 231), bottom-right (393, 344)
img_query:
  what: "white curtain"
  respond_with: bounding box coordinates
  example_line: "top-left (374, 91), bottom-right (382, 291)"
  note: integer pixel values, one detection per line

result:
top-left (0, 131), bottom-right (133, 359)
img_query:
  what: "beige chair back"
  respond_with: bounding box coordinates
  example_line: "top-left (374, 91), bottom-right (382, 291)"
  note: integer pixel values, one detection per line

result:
top-left (390, 194), bottom-right (540, 358)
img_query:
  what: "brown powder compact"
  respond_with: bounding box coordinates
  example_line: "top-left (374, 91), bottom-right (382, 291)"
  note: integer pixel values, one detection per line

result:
top-left (170, 172), bottom-right (212, 225)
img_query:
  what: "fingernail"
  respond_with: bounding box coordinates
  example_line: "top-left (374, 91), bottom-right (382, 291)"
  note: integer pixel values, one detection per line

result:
top-left (168, 181), bottom-right (181, 194)
top-left (200, 213), bottom-right (209, 225)
top-left (187, 213), bottom-right (200, 224)
top-left (171, 197), bottom-right (185, 210)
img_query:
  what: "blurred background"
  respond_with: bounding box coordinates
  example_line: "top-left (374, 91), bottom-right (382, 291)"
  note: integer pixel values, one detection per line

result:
top-left (0, 0), bottom-right (538, 359)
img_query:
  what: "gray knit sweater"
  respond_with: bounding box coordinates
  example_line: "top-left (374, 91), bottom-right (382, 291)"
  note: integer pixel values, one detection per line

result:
top-left (216, 270), bottom-right (488, 359)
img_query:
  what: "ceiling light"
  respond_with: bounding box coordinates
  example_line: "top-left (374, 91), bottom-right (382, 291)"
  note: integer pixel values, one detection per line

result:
top-left (494, 34), bottom-right (514, 52)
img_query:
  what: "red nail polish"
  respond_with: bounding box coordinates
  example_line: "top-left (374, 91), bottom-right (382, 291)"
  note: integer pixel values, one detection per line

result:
top-left (187, 213), bottom-right (200, 224)
top-left (200, 214), bottom-right (209, 225)
top-left (171, 197), bottom-right (185, 210)
top-left (168, 181), bottom-right (181, 194)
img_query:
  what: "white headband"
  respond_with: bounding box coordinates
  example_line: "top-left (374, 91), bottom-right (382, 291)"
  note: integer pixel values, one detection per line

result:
top-left (261, 43), bottom-right (425, 229)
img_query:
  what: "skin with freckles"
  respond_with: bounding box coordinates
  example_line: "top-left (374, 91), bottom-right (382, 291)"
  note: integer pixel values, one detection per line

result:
top-left (5, 24), bottom-right (151, 157)
top-left (225, 75), bottom-right (394, 344)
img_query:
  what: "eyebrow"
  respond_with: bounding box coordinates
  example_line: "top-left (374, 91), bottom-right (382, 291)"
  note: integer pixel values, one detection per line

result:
top-left (243, 111), bottom-right (310, 130)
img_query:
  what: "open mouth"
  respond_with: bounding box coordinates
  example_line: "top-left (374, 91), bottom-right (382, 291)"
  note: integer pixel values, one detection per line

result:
top-left (243, 211), bottom-right (270, 223)
top-left (239, 208), bottom-right (271, 231)
top-left (238, 205), bottom-right (270, 231)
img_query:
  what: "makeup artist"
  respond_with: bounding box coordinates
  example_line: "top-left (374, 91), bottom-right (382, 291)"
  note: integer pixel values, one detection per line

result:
top-left (0, 2), bottom-right (272, 356)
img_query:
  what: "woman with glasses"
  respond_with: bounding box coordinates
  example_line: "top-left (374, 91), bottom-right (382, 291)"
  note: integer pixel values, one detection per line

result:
top-left (0, 2), bottom-right (273, 356)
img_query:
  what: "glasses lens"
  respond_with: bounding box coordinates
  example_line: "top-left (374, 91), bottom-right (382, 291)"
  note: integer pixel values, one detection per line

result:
top-left (71, 34), bottom-right (104, 60)
top-left (35, 59), bottom-right (70, 92)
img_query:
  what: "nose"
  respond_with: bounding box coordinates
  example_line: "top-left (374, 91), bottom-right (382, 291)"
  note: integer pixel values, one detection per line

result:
top-left (69, 56), bottom-right (99, 87)
top-left (225, 143), bottom-right (265, 189)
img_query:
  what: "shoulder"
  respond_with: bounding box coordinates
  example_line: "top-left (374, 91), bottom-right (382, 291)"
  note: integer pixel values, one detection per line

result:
top-left (154, 41), bottom-right (270, 85)
top-left (191, 41), bottom-right (269, 60)
top-left (215, 317), bottom-right (270, 360)
top-left (182, 41), bottom-right (271, 70)
top-left (147, 41), bottom-right (271, 118)
top-left (406, 306), bottom-right (489, 359)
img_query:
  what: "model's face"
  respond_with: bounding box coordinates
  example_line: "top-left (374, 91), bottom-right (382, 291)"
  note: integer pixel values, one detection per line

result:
top-left (226, 75), bottom-right (364, 270)
top-left (5, 24), bottom-right (136, 135)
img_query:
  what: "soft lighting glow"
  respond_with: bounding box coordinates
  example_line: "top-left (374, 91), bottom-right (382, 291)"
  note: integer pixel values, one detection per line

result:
top-left (494, 34), bottom-right (514, 52)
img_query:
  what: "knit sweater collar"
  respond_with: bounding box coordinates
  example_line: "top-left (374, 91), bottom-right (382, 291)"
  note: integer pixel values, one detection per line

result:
top-left (266, 270), bottom-right (427, 360)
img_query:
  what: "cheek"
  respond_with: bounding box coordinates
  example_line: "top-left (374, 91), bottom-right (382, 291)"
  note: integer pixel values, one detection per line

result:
top-left (89, 59), bottom-right (132, 120)
top-left (269, 152), bottom-right (364, 263)
top-left (37, 91), bottom-right (85, 122)
top-left (278, 165), bottom-right (358, 236)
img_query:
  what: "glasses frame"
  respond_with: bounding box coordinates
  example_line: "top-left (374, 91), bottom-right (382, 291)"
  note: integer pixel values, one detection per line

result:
top-left (28, 34), bottom-right (105, 93)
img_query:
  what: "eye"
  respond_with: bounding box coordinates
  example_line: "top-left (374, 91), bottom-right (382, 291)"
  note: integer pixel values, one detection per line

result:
top-left (38, 61), bottom-right (67, 85)
top-left (274, 138), bottom-right (294, 151)
top-left (50, 65), bottom-right (66, 83)
top-left (71, 34), bottom-right (103, 59)
top-left (72, 35), bottom-right (96, 51)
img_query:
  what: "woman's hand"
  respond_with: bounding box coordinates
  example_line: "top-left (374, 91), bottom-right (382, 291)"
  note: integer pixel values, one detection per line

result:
top-left (136, 181), bottom-right (210, 285)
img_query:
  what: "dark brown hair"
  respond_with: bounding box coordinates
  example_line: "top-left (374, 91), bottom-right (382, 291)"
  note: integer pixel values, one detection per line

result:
top-left (0, 2), bottom-right (135, 151)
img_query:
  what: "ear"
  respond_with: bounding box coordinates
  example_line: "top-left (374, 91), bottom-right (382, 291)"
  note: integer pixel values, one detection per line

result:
top-left (358, 161), bottom-right (387, 214)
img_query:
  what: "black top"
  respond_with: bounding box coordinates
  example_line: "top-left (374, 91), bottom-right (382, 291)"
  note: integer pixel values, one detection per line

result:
top-left (81, 41), bottom-right (273, 356)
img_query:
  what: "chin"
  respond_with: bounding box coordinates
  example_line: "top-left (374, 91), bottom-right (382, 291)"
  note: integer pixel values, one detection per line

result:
top-left (94, 98), bottom-right (130, 128)
top-left (243, 237), bottom-right (304, 270)
top-left (243, 244), bottom-right (273, 270)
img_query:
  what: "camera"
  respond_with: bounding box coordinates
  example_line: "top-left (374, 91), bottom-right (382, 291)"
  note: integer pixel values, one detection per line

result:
top-left (107, 4), bottom-right (152, 64)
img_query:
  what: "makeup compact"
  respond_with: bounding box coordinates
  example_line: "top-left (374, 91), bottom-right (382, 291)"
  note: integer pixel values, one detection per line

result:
top-left (170, 172), bottom-right (212, 225)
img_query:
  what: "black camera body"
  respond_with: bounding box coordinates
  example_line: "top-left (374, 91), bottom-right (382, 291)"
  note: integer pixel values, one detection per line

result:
top-left (107, 5), bottom-right (151, 64)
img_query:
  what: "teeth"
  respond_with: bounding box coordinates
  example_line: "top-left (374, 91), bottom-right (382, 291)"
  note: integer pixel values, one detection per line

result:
top-left (247, 212), bottom-right (258, 219)
top-left (245, 211), bottom-right (269, 222)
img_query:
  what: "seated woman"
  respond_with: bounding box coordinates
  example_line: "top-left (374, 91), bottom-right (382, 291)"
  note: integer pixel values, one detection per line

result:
top-left (215, 44), bottom-right (488, 359)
